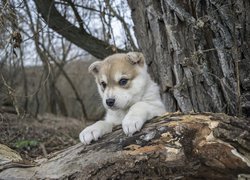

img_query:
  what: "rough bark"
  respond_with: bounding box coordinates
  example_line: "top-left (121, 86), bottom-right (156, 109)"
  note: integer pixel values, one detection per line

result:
top-left (1, 113), bottom-right (250, 179)
top-left (34, 0), bottom-right (126, 59)
top-left (128, 0), bottom-right (250, 116)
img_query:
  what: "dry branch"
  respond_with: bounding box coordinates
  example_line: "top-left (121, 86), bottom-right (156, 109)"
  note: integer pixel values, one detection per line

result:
top-left (34, 0), bottom-right (126, 59)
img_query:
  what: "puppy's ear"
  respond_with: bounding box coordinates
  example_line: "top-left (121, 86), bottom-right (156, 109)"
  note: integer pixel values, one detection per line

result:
top-left (88, 61), bottom-right (101, 75)
top-left (127, 52), bottom-right (145, 66)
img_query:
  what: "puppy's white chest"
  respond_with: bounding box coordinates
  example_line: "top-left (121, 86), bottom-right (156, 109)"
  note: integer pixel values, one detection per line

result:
top-left (105, 109), bottom-right (127, 125)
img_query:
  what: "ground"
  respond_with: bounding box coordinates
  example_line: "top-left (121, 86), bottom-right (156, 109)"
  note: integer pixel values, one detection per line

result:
top-left (0, 112), bottom-right (87, 160)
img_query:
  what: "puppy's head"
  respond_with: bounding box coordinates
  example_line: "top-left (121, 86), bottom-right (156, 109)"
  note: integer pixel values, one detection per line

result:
top-left (89, 52), bottom-right (148, 110)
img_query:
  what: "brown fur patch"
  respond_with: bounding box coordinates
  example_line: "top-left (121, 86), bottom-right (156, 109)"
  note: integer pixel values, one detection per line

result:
top-left (96, 53), bottom-right (139, 88)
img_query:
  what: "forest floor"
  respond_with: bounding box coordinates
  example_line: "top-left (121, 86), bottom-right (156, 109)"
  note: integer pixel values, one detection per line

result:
top-left (0, 111), bottom-right (88, 161)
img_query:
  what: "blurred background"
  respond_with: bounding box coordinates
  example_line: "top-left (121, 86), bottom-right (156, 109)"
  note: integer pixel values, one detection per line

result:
top-left (0, 0), bottom-right (137, 158)
top-left (0, 0), bottom-right (137, 120)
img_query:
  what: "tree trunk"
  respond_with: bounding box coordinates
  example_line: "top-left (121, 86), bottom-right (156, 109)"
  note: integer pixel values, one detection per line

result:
top-left (128, 0), bottom-right (250, 116)
top-left (0, 113), bottom-right (250, 179)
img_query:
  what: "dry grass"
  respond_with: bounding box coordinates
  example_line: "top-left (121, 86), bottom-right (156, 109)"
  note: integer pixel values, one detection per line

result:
top-left (0, 112), bottom-right (84, 160)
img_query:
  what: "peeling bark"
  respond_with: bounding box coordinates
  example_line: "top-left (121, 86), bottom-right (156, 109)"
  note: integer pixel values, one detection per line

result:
top-left (0, 113), bottom-right (250, 179)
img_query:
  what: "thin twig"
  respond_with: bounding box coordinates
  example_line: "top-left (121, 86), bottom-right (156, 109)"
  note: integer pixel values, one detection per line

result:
top-left (40, 143), bottom-right (48, 158)
top-left (0, 73), bottom-right (20, 116)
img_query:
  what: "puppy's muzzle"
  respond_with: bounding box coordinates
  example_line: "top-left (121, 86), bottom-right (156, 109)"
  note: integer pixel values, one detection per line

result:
top-left (106, 98), bottom-right (115, 107)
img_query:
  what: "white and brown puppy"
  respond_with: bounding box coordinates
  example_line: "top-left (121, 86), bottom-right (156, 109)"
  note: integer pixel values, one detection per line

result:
top-left (79, 52), bottom-right (166, 144)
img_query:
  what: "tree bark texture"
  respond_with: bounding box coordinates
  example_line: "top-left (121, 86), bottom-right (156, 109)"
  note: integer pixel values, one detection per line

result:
top-left (128, 0), bottom-right (250, 116)
top-left (0, 113), bottom-right (250, 179)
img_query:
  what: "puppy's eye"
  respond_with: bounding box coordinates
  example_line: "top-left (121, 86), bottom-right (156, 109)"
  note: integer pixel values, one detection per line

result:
top-left (119, 78), bottom-right (128, 86)
top-left (100, 81), bottom-right (107, 89)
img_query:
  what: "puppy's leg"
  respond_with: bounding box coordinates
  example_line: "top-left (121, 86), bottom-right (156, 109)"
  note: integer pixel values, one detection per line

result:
top-left (79, 110), bottom-right (124, 144)
top-left (79, 120), bottom-right (113, 144)
top-left (122, 101), bottom-right (165, 136)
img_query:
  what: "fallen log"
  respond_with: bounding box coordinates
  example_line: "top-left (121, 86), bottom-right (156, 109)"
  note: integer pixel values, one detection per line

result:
top-left (0, 113), bottom-right (250, 179)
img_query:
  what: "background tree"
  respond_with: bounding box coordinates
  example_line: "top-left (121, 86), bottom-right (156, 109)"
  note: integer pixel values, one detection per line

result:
top-left (1, 0), bottom-right (133, 119)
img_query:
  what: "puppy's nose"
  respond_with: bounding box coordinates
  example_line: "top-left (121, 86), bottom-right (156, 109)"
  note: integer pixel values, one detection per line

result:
top-left (106, 98), bottom-right (115, 107)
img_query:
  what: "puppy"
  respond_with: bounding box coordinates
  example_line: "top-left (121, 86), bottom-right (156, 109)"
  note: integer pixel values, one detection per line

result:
top-left (79, 52), bottom-right (166, 144)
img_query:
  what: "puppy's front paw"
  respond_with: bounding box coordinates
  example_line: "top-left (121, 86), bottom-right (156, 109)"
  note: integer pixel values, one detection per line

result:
top-left (79, 121), bottom-right (112, 145)
top-left (122, 116), bottom-right (145, 136)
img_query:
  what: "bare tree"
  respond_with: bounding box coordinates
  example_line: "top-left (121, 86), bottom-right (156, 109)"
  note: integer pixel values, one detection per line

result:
top-left (34, 0), bottom-right (127, 58)
top-left (22, 0), bottom-right (88, 119)
top-left (0, 0), bottom-right (23, 115)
